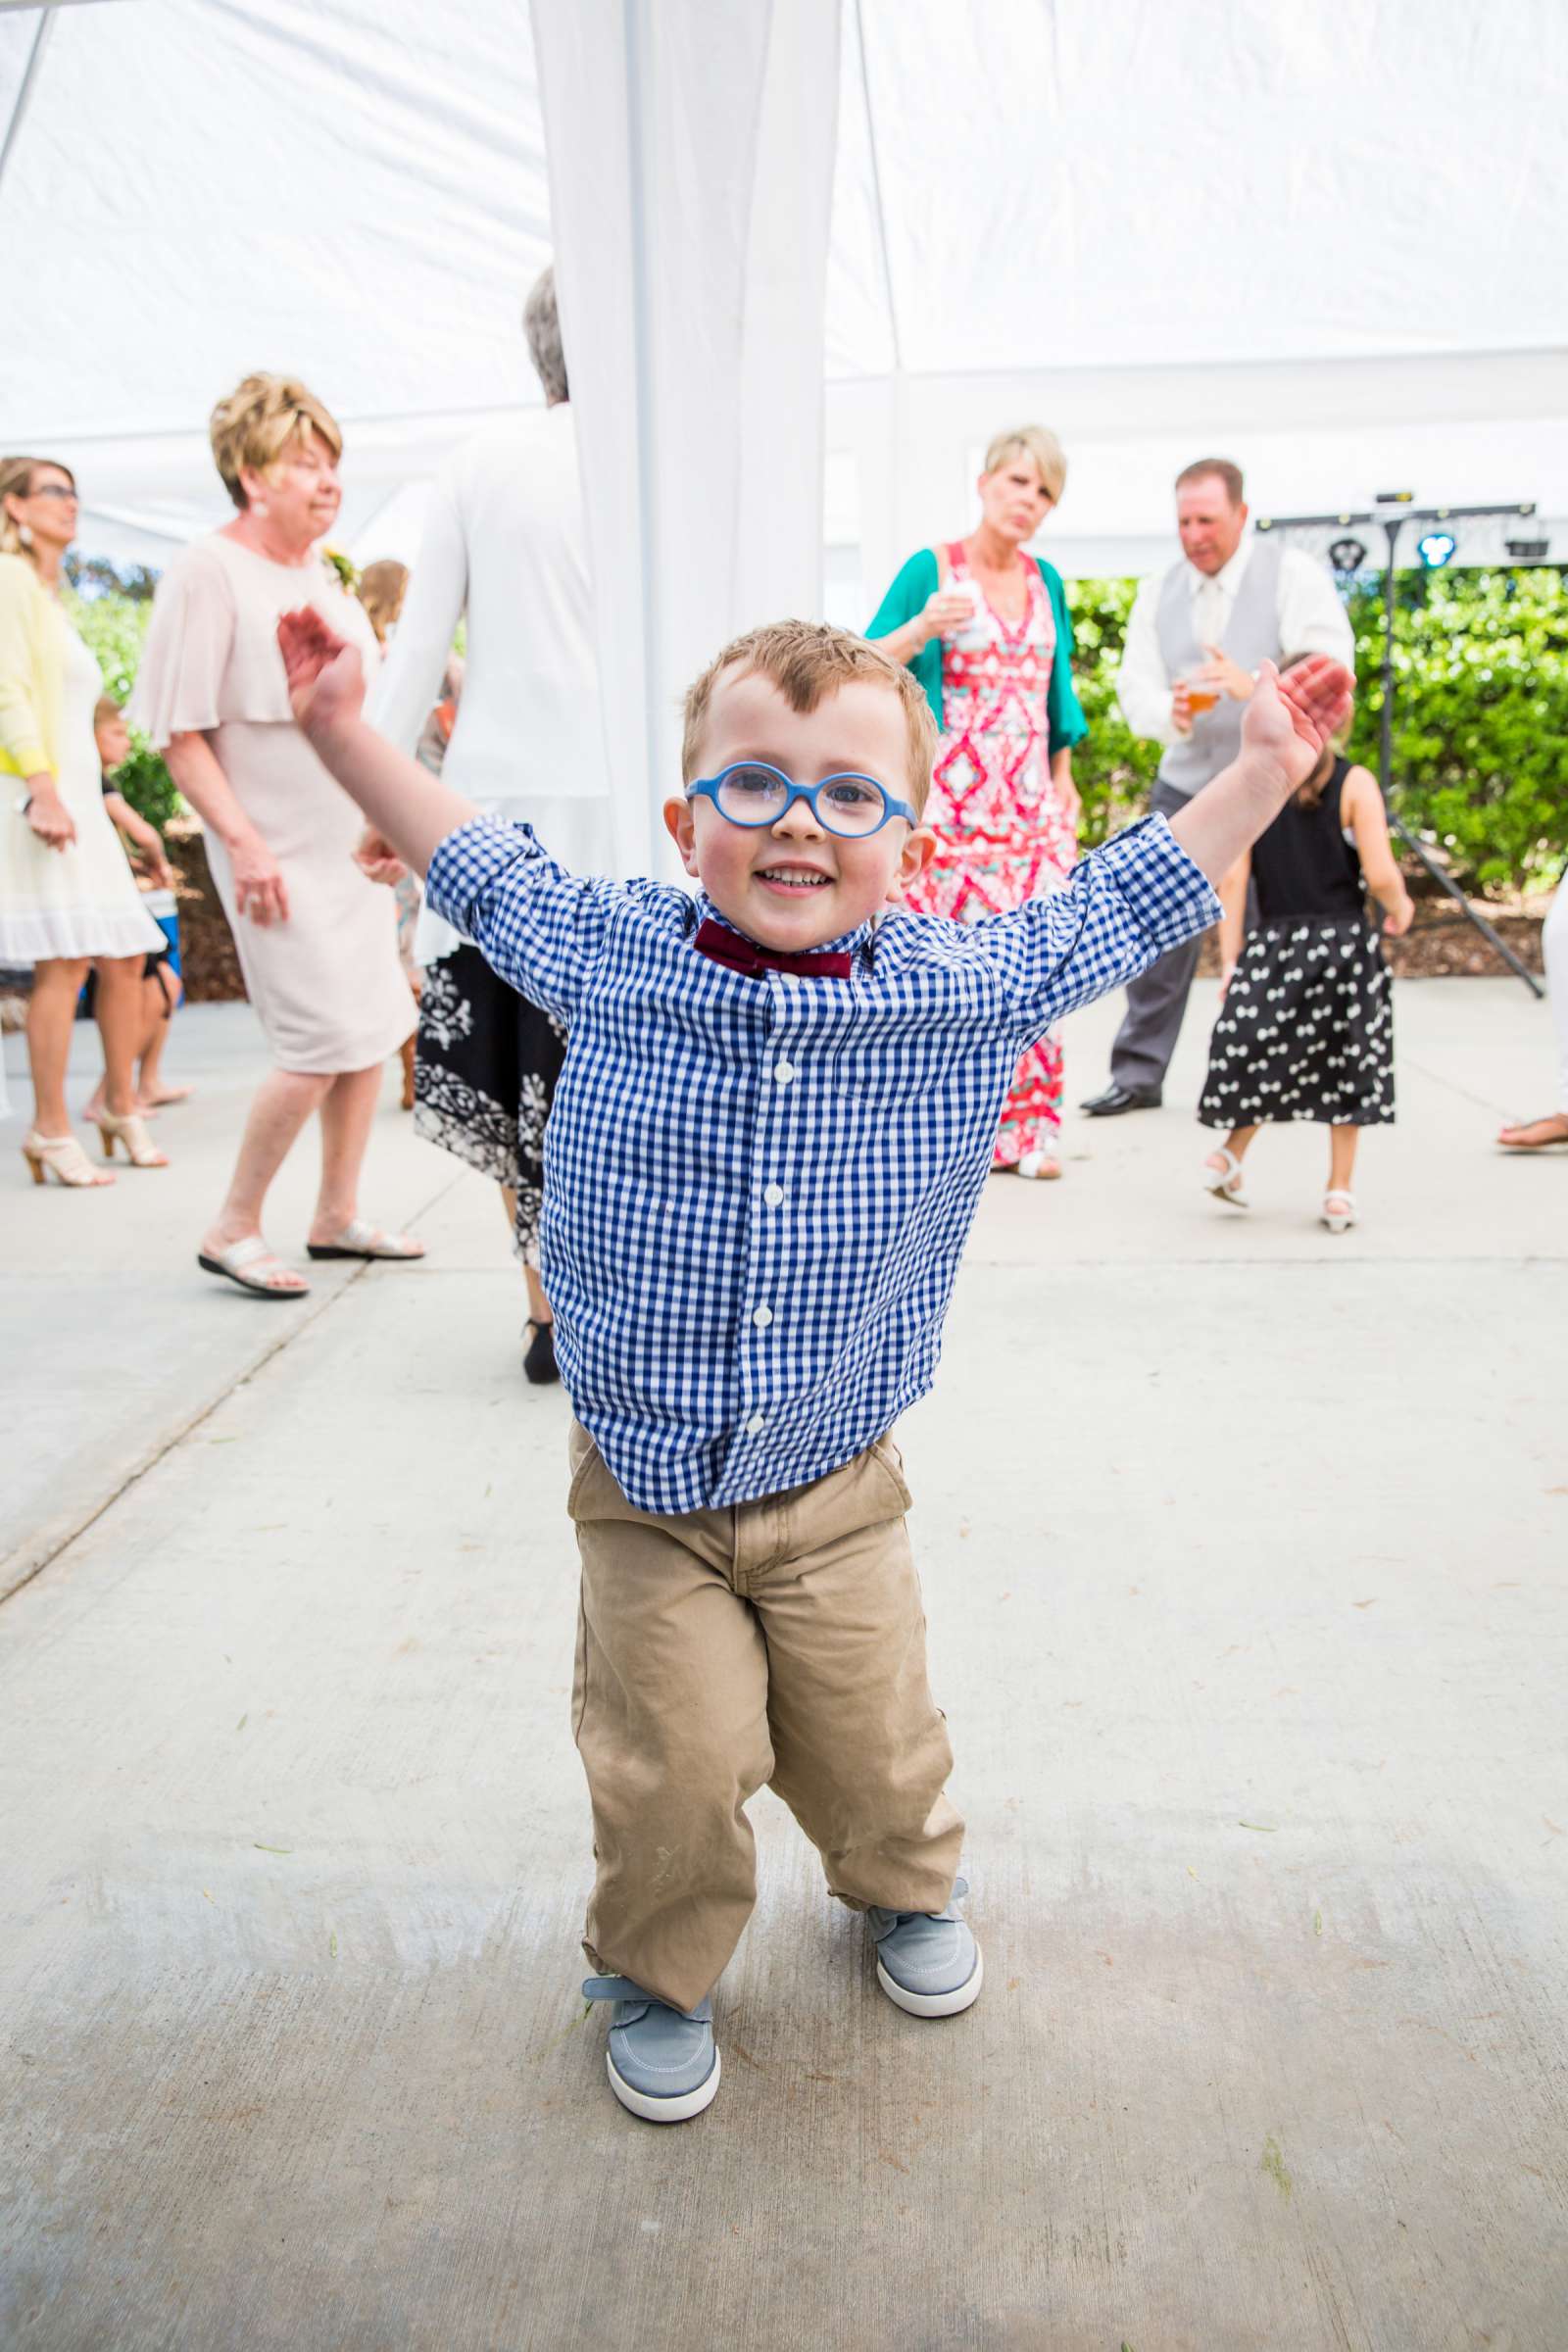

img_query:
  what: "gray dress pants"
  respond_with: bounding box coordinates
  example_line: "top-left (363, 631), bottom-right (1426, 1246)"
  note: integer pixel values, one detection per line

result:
top-left (1108, 776), bottom-right (1211, 1093)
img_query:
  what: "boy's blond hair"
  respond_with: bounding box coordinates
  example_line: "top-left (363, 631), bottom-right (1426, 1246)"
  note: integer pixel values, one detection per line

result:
top-left (1282, 652), bottom-right (1353, 803)
top-left (681, 619), bottom-right (937, 814)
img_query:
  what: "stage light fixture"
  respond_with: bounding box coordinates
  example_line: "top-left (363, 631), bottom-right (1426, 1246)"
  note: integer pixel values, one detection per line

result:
top-left (1328, 536), bottom-right (1367, 574)
top-left (1417, 531), bottom-right (1456, 570)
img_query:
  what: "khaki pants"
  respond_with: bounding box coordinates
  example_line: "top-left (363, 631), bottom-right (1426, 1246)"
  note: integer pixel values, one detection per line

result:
top-left (567, 1422), bottom-right (964, 2015)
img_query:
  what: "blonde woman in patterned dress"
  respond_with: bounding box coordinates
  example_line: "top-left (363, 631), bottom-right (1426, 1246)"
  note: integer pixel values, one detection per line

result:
top-left (868, 425), bottom-right (1088, 1178)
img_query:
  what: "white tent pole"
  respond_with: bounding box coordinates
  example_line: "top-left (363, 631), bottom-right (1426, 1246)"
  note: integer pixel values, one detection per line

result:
top-left (532, 0), bottom-right (841, 878)
top-left (619, 0), bottom-right (662, 858)
top-left (0, 9), bottom-right (53, 199)
top-left (851, 0), bottom-right (901, 374)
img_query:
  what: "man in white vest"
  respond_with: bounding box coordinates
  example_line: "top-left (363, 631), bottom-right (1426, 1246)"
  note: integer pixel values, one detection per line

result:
top-left (1081, 457), bottom-right (1354, 1114)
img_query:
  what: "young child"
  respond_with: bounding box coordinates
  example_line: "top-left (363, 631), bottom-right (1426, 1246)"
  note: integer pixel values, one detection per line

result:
top-left (279, 605), bottom-right (1350, 2124)
top-left (1198, 688), bottom-right (1413, 1231)
top-left (84, 696), bottom-right (188, 1121)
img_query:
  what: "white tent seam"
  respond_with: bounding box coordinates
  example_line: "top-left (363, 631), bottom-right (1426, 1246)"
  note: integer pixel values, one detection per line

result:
top-left (0, 9), bottom-right (51, 200)
top-left (852, 0), bottom-right (901, 376)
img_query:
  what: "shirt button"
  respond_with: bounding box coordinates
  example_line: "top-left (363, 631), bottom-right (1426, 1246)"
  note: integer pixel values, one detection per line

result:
top-left (773, 1059), bottom-right (795, 1084)
top-left (746, 1412), bottom-right (765, 1435)
top-left (763, 1183), bottom-right (784, 1206)
top-left (752, 1305), bottom-right (773, 1330)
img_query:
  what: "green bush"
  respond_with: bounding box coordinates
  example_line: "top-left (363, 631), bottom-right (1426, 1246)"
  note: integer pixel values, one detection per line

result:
top-left (67, 590), bottom-right (181, 831)
top-left (1064, 564), bottom-right (1568, 896)
top-left (1060, 577), bottom-right (1161, 850)
top-left (1344, 566), bottom-right (1568, 896)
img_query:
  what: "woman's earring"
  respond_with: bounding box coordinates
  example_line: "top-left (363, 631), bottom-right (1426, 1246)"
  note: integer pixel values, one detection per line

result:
top-left (251, 499), bottom-right (269, 518)
top-left (18, 521), bottom-right (33, 548)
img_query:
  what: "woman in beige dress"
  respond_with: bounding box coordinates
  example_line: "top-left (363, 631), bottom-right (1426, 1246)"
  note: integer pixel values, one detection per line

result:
top-left (130, 374), bottom-right (418, 1297)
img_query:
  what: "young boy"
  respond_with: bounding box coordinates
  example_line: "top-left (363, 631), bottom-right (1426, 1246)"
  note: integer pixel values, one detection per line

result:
top-left (84, 696), bottom-right (189, 1121)
top-left (279, 606), bottom-right (1350, 2125)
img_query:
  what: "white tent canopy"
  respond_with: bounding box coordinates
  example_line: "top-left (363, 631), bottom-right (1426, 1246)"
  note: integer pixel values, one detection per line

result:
top-left (4, 0), bottom-right (1566, 604)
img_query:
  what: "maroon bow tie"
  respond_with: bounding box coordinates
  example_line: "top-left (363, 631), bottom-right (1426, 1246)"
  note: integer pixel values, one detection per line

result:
top-left (693, 918), bottom-right (852, 981)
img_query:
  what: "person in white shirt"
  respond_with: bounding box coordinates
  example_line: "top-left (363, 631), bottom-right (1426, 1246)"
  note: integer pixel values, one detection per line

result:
top-left (365, 267), bottom-right (610, 1383)
top-left (1082, 457), bottom-right (1354, 1115)
top-left (1496, 879), bottom-right (1568, 1152)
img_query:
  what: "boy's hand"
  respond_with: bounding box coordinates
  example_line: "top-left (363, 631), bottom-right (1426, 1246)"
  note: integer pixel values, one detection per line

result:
top-left (353, 825), bottom-right (406, 887)
top-left (1241, 657), bottom-right (1353, 790)
top-left (278, 609), bottom-right (366, 739)
top-left (135, 841), bottom-right (175, 891)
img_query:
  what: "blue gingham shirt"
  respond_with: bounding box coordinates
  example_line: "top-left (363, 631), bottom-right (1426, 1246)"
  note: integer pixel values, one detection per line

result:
top-left (427, 815), bottom-right (1219, 1515)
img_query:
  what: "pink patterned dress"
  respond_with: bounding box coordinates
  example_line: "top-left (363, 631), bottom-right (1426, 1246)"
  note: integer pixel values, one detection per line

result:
top-left (906, 541), bottom-right (1079, 1166)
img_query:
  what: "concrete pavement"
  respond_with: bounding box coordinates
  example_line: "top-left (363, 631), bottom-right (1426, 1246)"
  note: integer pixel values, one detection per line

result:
top-left (2, 981), bottom-right (1565, 2350)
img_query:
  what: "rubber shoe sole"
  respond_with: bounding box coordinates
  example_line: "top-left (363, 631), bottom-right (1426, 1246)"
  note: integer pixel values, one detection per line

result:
top-left (876, 1943), bottom-right (984, 2018)
top-left (606, 2046), bottom-right (721, 2123)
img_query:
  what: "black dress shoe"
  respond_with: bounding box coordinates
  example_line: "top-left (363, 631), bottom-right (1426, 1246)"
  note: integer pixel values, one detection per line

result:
top-left (523, 1318), bottom-right (560, 1385)
top-left (1079, 1081), bottom-right (1163, 1117)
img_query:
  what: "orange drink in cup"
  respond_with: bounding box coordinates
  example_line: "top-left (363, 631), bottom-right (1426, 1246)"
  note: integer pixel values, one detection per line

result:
top-left (1184, 673), bottom-right (1219, 715)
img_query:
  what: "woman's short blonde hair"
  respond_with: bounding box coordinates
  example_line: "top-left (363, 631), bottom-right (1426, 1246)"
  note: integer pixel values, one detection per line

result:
top-left (209, 374), bottom-right (343, 511)
top-left (982, 425), bottom-right (1066, 504)
top-left (0, 454), bottom-right (76, 560)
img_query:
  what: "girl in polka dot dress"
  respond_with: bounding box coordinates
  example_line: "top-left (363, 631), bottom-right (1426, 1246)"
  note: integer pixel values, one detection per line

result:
top-left (1197, 690), bottom-right (1413, 1232)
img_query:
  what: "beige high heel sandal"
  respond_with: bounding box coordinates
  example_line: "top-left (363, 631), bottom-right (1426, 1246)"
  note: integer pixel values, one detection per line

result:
top-left (95, 1108), bottom-right (170, 1169)
top-left (22, 1131), bottom-right (115, 1188)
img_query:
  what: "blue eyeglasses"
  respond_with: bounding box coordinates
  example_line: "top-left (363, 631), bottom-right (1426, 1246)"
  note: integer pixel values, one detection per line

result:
top-left (687, 760), bottom-right (916, 839)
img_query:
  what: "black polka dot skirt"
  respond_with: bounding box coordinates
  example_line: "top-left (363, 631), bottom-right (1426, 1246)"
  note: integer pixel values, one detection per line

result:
top-left (1199, 914), bottom-right (1395, 1129)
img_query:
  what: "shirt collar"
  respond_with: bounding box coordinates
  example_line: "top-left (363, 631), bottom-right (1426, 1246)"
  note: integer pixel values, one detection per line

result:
top-left (1187, 528), bottom-right (1253, 600)
top-left (693, 897), bottom-right (874, 965)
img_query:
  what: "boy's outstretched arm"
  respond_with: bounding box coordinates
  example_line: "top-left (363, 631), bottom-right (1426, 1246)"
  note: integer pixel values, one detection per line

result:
top-left (1167, 657), bottom-right (1353, 882)
top-left (277, 609), bottom-right (477, 877)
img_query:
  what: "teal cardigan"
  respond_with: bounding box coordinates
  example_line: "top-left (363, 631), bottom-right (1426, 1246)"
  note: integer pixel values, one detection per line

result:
top-left (867, 548), bottom-right (1088, 756)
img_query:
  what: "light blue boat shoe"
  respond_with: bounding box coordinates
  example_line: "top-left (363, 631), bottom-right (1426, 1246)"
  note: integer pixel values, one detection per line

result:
top-left (867, 1876), bottom-right (983, 2017)
top-left (582, 1976), bottom-right (720, 2123)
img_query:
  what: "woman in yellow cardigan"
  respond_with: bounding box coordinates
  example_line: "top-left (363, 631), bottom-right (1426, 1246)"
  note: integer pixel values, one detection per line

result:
top-left (0, 456), bottom-right (169, 1184)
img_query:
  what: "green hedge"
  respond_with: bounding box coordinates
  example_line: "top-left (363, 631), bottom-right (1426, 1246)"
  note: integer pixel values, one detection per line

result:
top-left (1066, 564), bottom-right (1568, 894)
top-left (69, 564), bottom-right (1568, 897)
top-left (1345, 565), bottom-right (1567, 896)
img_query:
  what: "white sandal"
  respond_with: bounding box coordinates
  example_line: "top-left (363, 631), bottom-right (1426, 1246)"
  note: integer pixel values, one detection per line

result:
top-left (198, 1235), bottom-right (311, 1298)
top-left (22, 1130), bottom-right (115, 1189)
top-left (1017, 1149), bottom-right (1062, 1181)
top-left (305, 1215), bottom-right (425, 1262)
top-left (1321, 1188), bottom-right (1357, 1234)
top-left (1202, 1148), bottom-right (1249, 1206)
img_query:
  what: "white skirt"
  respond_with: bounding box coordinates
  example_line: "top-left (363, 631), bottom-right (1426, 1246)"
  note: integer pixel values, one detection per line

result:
top-left (0, 611), bottom-right (164, 965)
top-left (0, 801), bottom-right (167, 962)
